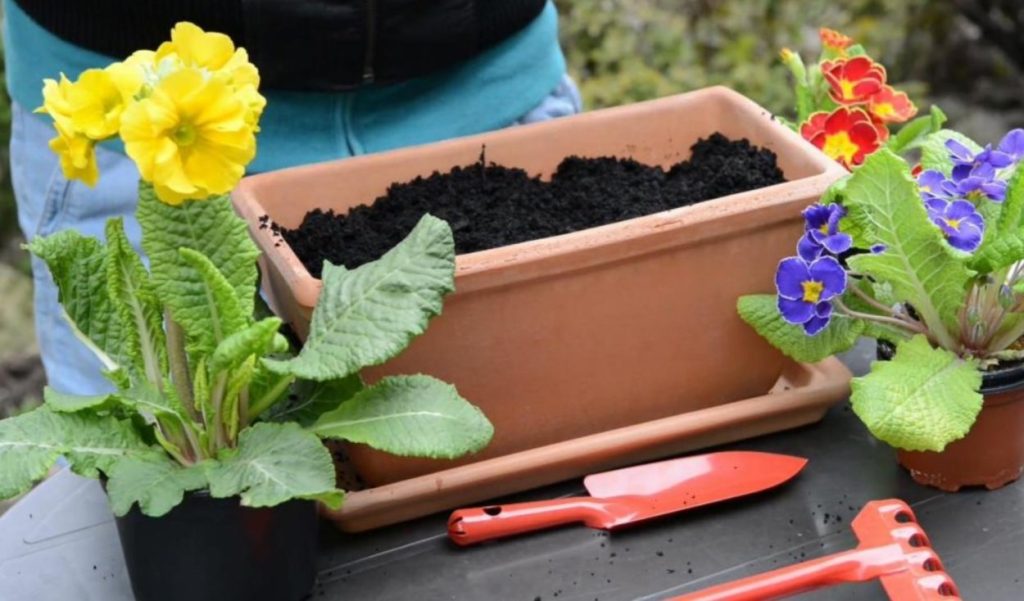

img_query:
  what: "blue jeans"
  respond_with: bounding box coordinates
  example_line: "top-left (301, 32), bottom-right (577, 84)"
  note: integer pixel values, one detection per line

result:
top-left (11, 76), bottom-right (582, 396)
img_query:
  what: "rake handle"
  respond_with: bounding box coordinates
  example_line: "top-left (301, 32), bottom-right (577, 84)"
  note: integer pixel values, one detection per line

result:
top-left (669, 544), bottom-right (909, 601)
top-left (448, 497), bottom-right (631, 546)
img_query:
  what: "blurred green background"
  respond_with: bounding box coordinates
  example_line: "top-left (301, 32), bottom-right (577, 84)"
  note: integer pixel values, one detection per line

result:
top-left (1, 0), bottom-right (1023, 414)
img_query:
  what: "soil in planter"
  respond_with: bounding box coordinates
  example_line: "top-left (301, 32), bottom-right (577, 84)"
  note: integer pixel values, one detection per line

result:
top-left (274, 133), bottom-right (785, 276)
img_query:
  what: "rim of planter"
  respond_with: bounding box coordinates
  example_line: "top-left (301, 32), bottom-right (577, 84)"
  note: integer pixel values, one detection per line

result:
top-left (233, 86), bottom-right (847, 309)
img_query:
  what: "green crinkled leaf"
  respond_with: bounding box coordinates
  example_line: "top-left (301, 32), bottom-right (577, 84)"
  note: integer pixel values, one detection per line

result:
top-left (972, 199), bottom-right (1003, 258)
top-left (969, 165), bottom-right (1024, 273)
top-left (106, 452), bottom-right (208, 517)
top-left (997, 164), bottom-right (1024, 234)
top-left (193, 357), bottom-right (213, 425)
top-left (887, 105), bottom-right (947, 154)
top-left (105, 218), bottom-right (167, 381)
top-left (851, 335), bottom-right (982, 451)
top-left (246, 365), bottom-right (293, 420)
top-left (210, 317), bottom-right (282, 375)
top-left (138, 184), bottom-right (259, 327)
top-left (223, 357), bottom-right (255, 441)
top-left (973, 232), bottom-right (1024, 275)
top-left (0, 407), bottom-right (151, 499)
top-left (122, 381), bottom-right (190, 422)
top-left (920, 130), bottom-right (981, 176)
top-left (266, 374), bottom-right (362, 427)
top-left (204, 422), bottom-right (342, 508)
top-left (43, 387), bottom-right (116, 413)
top-left (174, 247), bottom-right (248, 356)
top-left (313, 375), bottom-right (493, 459)
top-left (26, 231), bottom-right (128, 369)
top-left (265, 215), bottom-right (455, 381)
top-left (737, 294), bottom-right (863, 363)
top-left (843, 150), bottom-right (970, 341)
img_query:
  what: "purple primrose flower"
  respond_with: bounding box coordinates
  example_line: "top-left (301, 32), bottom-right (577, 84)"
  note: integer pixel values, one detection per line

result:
top-left (947, 138), bottom-right (1014, 176)
top-left (917, 169), bottom-right (958, 201)
top-left (798, 203), bottom-right (852, 261)
top-left (954, 163), bottom-right (1007, 202)
top-left (925, 198), bottom-right (985, 252)
top-left (997, 128), bottom-right (1024, 162)
top-left (775, 255), bottom-right (848, 336)
top-left (945, 132), bottom-right (1024, 202)
top-left (919, 166), bottom-right (1006, 204)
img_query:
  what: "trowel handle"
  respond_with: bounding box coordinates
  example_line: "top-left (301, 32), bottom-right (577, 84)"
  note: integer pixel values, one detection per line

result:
top-left (669, 544), bottom-right (909, 601)
top-left (448, 497), bottom-right (623, 546)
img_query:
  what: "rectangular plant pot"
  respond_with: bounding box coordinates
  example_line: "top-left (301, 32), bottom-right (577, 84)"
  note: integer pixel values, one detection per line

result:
top-left (232, 86), bottom-right (847, 487)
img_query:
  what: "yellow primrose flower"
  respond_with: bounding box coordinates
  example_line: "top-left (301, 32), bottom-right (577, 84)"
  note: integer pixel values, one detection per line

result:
top-left (156, 22), bottom-right (265, 127)
top-left (105, 50), bottom-right (155, 102)
top-left (49, 120), bottom-right (98, 186)
top-left (38, 69), bottom-right (127, 141)
top-left (158, 22), bottom-right (235, 70)
top-left (120, 67), bottom-right (256, 205)
top-left (37, 74), bottom-right (76, 130)
top-left (64, 68), bottom-right (126, 140)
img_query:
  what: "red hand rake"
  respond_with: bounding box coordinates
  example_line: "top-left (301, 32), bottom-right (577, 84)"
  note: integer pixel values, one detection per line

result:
top-left (670, 499), bottom-right (961, 601)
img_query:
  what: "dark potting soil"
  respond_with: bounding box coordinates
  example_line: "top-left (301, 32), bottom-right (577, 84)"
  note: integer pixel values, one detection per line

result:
top-left (274, 133), bottom-right (785, 276)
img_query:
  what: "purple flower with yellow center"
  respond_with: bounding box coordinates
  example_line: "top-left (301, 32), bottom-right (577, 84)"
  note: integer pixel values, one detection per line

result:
top-left (954, 162), bottom-right (1007, 202)
top-left (917, 169), bottom-right (958, 202)
top-left (797, 203), bottom-right (852, 261)
top-left (925, 198), bottom-right (985, 252)
top-left (775, 256), bottom-right (847, 335)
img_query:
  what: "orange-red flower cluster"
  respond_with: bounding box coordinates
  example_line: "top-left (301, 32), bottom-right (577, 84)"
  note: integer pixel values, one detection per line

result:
top-left (798, 30), bottom-right (918, 169)
top-left (819, 28), bottom-right (852, 52)
top-left (822, 57), bottom-right (885, 104)
top-left (800, 108), bottom-right (885, 170)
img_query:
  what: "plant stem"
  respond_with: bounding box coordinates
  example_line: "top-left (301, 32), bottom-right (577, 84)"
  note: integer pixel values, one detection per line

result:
top-left (182, 422), bottom-right (206, 461)
top-left (154, 421), bottom-right (193, 466)
top-left (248, 374), bottom-right (296, 420)
top-left (846, 285), bottom-right (926, 331)
top-left (165, 311), bottom-right (198, 422)
top-left (834, 298), bottom-right (929, 335)
top-left (847, 284), bottom-right (894, 314)
top-left (237, 387), bottom-right (249, 438)
top-left (210, 373), bottom-right (228, 449)
top-left (989, 316), bottom-right (1024, 353)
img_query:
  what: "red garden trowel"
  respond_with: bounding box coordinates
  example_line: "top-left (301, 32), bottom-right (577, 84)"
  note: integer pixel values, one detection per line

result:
top-left (447, 451), bottom-right (807, 546)
top-left (670, 499), bottom-right (961, 601)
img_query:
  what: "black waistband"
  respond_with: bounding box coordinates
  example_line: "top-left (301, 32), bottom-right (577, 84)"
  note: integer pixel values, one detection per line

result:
top-left (13, 0), bottom-right (547, 91)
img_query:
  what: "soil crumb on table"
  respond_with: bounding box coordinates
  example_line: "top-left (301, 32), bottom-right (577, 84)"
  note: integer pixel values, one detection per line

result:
top-left (276, 133), bottom-right (785, 276)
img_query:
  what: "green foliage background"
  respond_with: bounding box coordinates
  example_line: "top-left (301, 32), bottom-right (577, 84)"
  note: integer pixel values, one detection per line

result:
top-left (554, 0), bottom-right (941, 113)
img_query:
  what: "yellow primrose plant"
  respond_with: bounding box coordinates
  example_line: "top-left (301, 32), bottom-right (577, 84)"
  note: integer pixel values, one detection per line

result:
top-left (0, 23), bottom-right (493, 516)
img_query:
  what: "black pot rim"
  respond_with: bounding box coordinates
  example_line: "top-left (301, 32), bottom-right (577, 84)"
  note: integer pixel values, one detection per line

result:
top-left (875, 340), bottom-right (1024, 395)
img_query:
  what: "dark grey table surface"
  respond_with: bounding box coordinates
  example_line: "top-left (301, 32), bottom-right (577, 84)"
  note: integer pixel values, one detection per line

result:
top-left (3, 344), bottom-right (1023, 600)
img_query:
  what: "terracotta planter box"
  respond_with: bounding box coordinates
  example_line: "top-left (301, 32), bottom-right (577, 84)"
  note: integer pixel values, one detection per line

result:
top-left (233, 87), bottom-right (847, 487)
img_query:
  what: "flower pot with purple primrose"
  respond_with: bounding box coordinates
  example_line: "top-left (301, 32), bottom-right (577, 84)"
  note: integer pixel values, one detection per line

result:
top-left (738, 126), bottom-right (1024, 492)
top-left (0, 23), bottom-right (492, 601)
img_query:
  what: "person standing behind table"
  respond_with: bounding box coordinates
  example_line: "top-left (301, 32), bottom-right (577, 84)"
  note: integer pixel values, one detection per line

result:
top-left (3, 0), bottom-right (582, 396)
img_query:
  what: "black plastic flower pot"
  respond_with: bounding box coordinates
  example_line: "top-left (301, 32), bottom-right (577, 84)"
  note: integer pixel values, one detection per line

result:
top-left (114, 493), bottom-right (318, 601)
